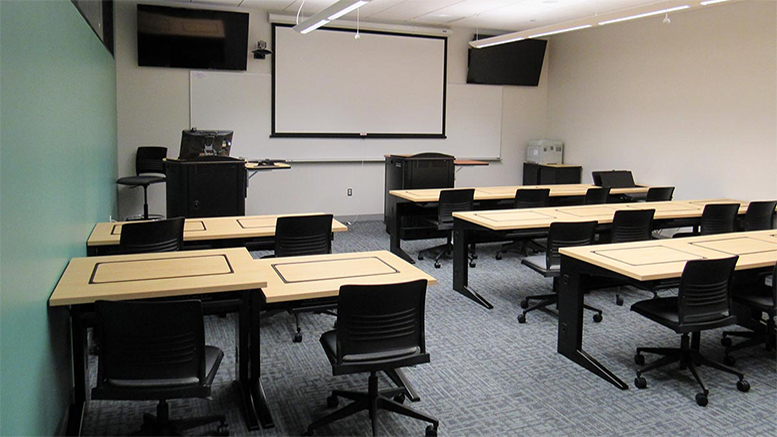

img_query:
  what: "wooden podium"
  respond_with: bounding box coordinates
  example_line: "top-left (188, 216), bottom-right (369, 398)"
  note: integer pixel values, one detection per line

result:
top-left (166, 157), bottom-right (246, 218)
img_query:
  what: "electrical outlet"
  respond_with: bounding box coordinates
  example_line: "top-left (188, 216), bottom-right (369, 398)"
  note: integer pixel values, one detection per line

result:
top-left (347, 187), bottom-right (353, 197)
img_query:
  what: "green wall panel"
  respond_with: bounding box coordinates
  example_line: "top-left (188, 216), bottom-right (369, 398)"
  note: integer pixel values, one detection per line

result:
top-left (0, 0), bottom-right (117, 435)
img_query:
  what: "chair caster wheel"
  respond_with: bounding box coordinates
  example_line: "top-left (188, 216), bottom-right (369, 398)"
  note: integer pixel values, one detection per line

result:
top-left (469, 262), bottom-right (476, 268)
top-left (615, 296), bottom-right (624, 306)
top-left (634, 376), bottom-right (647, 389)
top-left (393, 393), bottom-right (406, 404)
top-left (293, 333), bottom-right (302, 343)
top-left (593, 313), bottom-right (603, 323)
top-left (635, 354), bottom-right (645, 365)
top-left (517, 314), bottom-right (526, 324)
top-left (520, 300), bottom-right (529, 309)
top-left (737, 379), bottom-right (750, 392)
top-left (471, 254), bottom-right (478, 260)
top-left (426, 425), bottom-right (438, 437)
top-left (434, 262), bottom-right (441, 269)
top-left (695, 393), bottom-right (708, 407)
top-left (327, 394), bottom-right (339, 408)
top-left (216, 424), bottom-right (230, 436)
top-left (495, 253), bottom-right (502, 260)
top-left (721, 337), bottom-right (732, 347)
top-left (724, 355), bottom-right (736, 366)
top-left (418, 255), bottom-right (424, 260)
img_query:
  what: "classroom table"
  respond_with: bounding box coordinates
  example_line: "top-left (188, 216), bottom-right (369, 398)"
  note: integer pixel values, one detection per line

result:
top-left (48, 248), bottom-right (267, 435)
top-left (87, 213), bottom-right (348, 256)
top-left (249, 250), bottom-right (437, 428)
top-left (450, 199), bottom-right (748, 309)
top-left (388, 183), bottom-right (651, 264)
top-left (557, 230), bottom-right (777, 389)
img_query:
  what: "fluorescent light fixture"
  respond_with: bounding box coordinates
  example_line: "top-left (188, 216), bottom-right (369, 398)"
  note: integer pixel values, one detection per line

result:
top-left (529, 25), bottom-right (592, 39)
top-left (700, 0), bottom-right (730, 5)
top-left (473, 36), bottom-right (525, 49)
top-left (598, 5), bottom-right (690, 25)
top-left (294, 0), bottom-right (372, 34)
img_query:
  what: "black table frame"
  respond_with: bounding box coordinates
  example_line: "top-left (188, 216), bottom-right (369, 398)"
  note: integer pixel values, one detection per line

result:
top-left (64, 290), bottom-right (263, 435)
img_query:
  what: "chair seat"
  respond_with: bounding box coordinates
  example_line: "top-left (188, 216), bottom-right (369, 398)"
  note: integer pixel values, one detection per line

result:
top-left (733, 289), bottom-right (776, 315)
top-left (117, 175), bottom-right (166, 187)
top-left (521, 255), bottom-right (559, 277)
top-left (322, 330), bottom-right (421, 364)
top-left (631, 297), bottom-right (737, 334)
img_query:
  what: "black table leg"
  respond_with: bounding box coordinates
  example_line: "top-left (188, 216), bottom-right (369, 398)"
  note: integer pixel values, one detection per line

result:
top-left (558, 257), bottom-right (628, 390)
top-left (453, 219), bottom-right (493, 309)
top-left (249, 291), bottom-right (275, 429)
top-left (385, 369), bottom-right (420, 402)
top-left (389, 202), bottom-right (416, 264)
top-left (65, 307), bottom-right (88, 436)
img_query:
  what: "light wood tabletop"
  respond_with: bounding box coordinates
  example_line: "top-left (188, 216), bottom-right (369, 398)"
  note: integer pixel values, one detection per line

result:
top-left (390, 183), bottom-right (649, 203)
top-left (254, 250), bottom-right (437, 304)
top-left (560, 229), bottom-right (777, 282)
top-left (49, 247), bottom-right (267, 306)
top-left (452, 199), bottom-right (747, 231)
top-left (87, 213), bottom-right (348, 248)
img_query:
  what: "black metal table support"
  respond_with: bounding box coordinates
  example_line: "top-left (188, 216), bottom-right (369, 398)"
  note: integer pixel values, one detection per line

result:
top-left (452, 219), bottom-right (494, 309)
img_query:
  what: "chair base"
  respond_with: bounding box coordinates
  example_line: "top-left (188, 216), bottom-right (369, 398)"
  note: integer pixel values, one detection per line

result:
top-left (634, 333), bottom-right (749, 406)
top-left (131, 399), bottom-right (228, 436)
top-left (288, 303), bottom-right (338, 343)
top-left (722, 317), bottom-right (776, 364)
top-left (418, 238), bottom-right (475, 269)
top-left (518, 278), bottom-right (603, 324)
top-left (306, 372), bottom-right (438, 437)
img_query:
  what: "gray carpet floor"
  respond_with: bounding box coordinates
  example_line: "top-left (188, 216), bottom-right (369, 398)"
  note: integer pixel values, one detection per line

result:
top-left (82, 220), bottom-right (777, 436)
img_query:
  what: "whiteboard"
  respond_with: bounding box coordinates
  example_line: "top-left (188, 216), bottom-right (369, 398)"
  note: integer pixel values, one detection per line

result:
top-left (190, 71), bottom-right (502, 161)
top-left (273, 25), bottom-right (445, 137)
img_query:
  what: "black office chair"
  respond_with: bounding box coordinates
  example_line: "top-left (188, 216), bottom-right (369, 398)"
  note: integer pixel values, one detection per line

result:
top-left (519, 221), bottom-right (603, 323)
top-left (418, 189), bottom-right (475, 269)
top-left (92, 300), bottom-right (228, 435)
top-left (306, 280), bottom-right (439, 437)
top-left (495, 188), bottom-right (551, 260)
top-left (721, 262), bottom-right (776, 365)
top-left (584, 187), bottom-right (610, 205)
top-left (118, 216), bottom-right (185, 254)
top-left (645, 186), bottom-right (675, 202)
top-left (117, 146), bottom-right (167, 220)
top-left (672, 203), bottom-right (740, 238)
top-left (741, 200), bottom-right (777, 231)
top-left (631, 256), bottom-right (750, 406)
top-left (610, 209), bottom-right (656, 306)
top-left (269, 214), bottom-right (335, 343)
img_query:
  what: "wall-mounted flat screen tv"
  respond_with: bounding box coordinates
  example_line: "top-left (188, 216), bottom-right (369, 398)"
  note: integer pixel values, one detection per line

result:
top-left (137, 4), bottom-right (249, 71)
top-left (467, 39), bottom-right (547, 86)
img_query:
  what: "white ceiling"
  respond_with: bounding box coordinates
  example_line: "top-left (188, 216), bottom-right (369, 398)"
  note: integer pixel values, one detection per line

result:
top-left (177, 0), bottom-right (699, 33)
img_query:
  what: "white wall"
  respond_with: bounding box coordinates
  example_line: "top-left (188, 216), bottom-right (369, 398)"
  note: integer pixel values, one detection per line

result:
top-left (115, 0), bottom-right (548, 219)
top-left (546, 1), bottom-right (777, 201)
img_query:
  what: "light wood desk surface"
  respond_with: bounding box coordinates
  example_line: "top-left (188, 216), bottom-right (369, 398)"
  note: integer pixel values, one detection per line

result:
top-left (245, 162), bottom-right (291, 170)
top-left (453, 199), bottom-right (747, 231)
top-left (560, 230), bottom-right (777, 283)
top-left (87, 213), bottom-right (348, 248)
top-left (254, 250), bottom-right (437, 304)
top-left (49, 247), bottom-right (267, 306)
top-left (390, 183), bottom-right (649, 203)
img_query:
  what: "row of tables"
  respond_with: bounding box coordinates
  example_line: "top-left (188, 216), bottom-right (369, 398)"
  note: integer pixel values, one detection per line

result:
top-left (50, 184), bottom-right (777, 434)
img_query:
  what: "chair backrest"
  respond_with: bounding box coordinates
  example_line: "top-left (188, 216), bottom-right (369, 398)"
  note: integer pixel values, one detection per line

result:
top-left (335, 280), bottom-right (427, 364)
top-left (677, 256), bottom-right (738, 326)
top-left (437, 189), bottom-right (475, 226)
top-left (584, 187), bottom-right (610, 205)
top-left (646, 186), bottom-right (675, 202)
top-left (700, 203), bottom-right (740, 235)
top-left (274, 214), bottom-right (333, 257)
top-left (611, 209), bottom-right (655, 243)
top-left (545, 221), bottom-right (597, 269)
top-left (743, 200), bottom-right (777, 231)
top-left (94, 299), bottom-right (207, 388)
top-left (513, 188), bottom-right (551, 209)
top-left (119, 217), bottom-right (184, 254)
top-left (136, 146), bottom-right (168, 175)
top-left (592, 170), bottom-right (635, 188)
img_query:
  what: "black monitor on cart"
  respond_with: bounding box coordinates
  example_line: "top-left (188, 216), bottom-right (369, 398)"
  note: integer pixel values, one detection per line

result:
top-left (179, 129), bottom-right (233, 160)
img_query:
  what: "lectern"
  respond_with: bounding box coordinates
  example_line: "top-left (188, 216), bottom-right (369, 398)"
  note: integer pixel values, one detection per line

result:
top-left (166, 157), bottom-right (246, 218)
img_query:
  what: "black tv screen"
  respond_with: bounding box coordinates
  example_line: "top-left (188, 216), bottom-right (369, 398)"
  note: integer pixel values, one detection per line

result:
top-left (137, 4), bottom-right (248, 71)
top-left (467, 39), bottom-right (547, 86)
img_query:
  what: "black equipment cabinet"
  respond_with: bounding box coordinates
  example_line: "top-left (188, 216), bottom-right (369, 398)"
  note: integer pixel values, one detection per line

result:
top-left (384, 153), bottom-right (455, 237)
top-left (166, 157), bottom-right (246, 218)
top-left (523, 163), bottom-right (581, 185)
